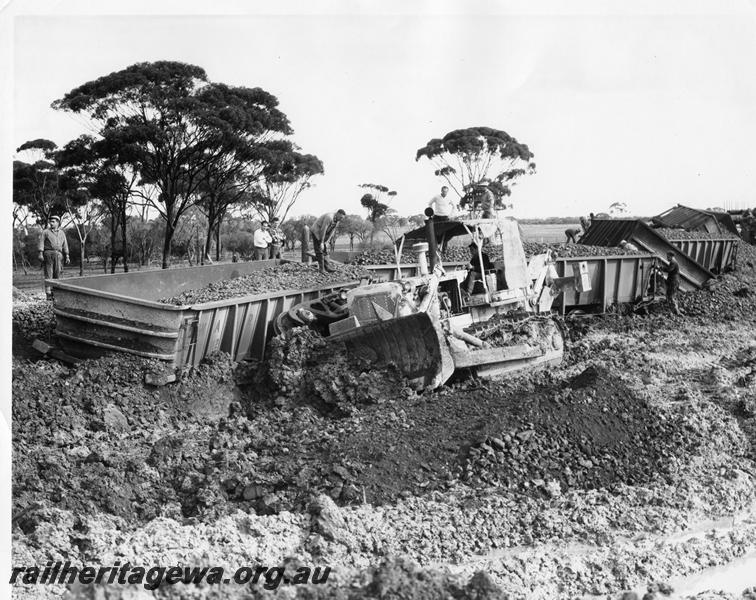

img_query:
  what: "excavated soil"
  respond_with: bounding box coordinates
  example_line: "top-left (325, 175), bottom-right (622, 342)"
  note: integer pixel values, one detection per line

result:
top-left (10, 241), bottom-right (756, 599)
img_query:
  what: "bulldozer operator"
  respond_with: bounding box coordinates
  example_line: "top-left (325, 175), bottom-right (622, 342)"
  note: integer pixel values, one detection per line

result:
top-left (463, 242), bottom-right (494, 295)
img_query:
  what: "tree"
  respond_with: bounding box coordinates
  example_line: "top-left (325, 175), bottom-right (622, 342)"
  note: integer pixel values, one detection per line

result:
top-left (338, 214), bottom-right (373, 251)
top-left (281, 215), bottom-right (316, 250)
top-left (53, 61), bottom-right (292, 269)
top-left (191, 83), bottom-right (296, 263)
top-left (13, 139), bottom-right (73, 224)
top-left (127, 217), bottom-right (162, 267)
top-left (415, 126), bottom-right (536, 206)
top-left (359, 183), bottom-right (397, 247)
top-left (246, 142), bottom-right (324, 223)
top-left (196, 179), bottom-right (243, 264)
top-left (359, 183), bottom-right (396, 223)
top-left (407, 214), bottom-right (426, 229)
top-left (377, 214), bottom-right (409, 246)
top-left (56, 134), bottom-right (139, 272)
top-left (62, 187), bottom-right (103, 276)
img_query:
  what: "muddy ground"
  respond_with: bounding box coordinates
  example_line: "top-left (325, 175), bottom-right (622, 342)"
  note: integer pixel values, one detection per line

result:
top-left (10, 243), bottom-right (756, 599)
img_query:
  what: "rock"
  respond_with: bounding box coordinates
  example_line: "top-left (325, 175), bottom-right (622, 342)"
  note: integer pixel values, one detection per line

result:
top-left (489, 437), bottom-right (506, 451)
top-left (102, 404), bottom-right (129, 433)
top-left (308, 494), bottom-right (346, 543)
top-left (258, 493), bottom-right (279, 514)
top-left (656, 582), bottom-right (674, 595)
top-left (516, 430), bottom-right (535, 442)
top-left (738, 397), bottom-right (756, 418)
top-left (621, 592), bottom-right (640, 600)
top-left (332, 464), bottom-right (352, 480)
top-left (465, 571), bottom-right (501, 597)
top-left (242, 484), bottom-right (264, 501)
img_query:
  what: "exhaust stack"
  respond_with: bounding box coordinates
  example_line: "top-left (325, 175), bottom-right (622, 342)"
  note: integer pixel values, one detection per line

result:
top-left (413, 242), bottom-right (430, 275)
top-left (424, 207), bottom-right (438, 270)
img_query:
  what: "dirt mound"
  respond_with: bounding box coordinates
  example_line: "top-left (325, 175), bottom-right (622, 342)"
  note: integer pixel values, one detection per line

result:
top-left (255, 327), bottom-right (409, 415)
top-left (158, 262), bottom-right (370, 305)
top-left (676, 242), bottom-right (756, 321)
top-left (459, 365), bottom-right (700, 493)
top-left (16, 343), bottom-right (701, 523)
top-left (299, 558), bottom-right (506, 600)
top-left (12, 352), bottom-right (240, 524)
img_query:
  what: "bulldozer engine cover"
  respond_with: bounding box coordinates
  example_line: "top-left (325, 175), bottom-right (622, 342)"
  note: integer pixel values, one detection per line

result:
top-left (328, 311), bottom-right (453, 389)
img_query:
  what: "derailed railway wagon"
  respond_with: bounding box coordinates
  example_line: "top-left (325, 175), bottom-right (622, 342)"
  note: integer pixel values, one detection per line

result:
top-left (50, 234), bottom-right (657, 370)
top-left (51, 260), bottom-right (363, 367)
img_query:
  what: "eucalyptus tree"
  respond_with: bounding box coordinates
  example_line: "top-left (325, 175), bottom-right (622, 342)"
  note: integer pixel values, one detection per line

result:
top-left (358, 183), bottom-right (397, 223)
top-left (415, 126), bottom-right (536, 205)
top-left (245, 141), bottom-right (323, 223)
top-left (13, 139), bottom-right (74, 224)
top-left (56, 135), bottom-right (139, 272)
top-left (53, 61), bottom-right (292, 268)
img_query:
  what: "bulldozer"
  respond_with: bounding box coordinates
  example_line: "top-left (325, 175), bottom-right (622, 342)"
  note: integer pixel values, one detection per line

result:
top-left (275, 210), bottom-right (590, 390)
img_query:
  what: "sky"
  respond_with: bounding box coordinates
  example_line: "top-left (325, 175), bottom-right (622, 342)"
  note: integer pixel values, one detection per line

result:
top-left (6, 2), bottom-right (756, 221)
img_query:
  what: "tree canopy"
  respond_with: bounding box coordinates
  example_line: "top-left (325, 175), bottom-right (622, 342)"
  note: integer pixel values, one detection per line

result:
top-left (246, 141), bottom-right (324, 222)
top-left (359, 183), bottom-right (397, 223)
top-left (52, 61), bottom-right (299, 268)
top-left (415, 126), bottom-right (536, 203)
top-left (13, 139), bottom-right (83, 224)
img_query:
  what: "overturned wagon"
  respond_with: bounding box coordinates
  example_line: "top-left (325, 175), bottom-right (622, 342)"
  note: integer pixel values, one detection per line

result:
top-left (51, 260), bottom-right (363, 367)
top-left (50, 251), bottom-right (657, 370)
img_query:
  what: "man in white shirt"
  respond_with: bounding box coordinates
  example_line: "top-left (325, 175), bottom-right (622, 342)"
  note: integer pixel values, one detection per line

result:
top-left (428, 186), bottom-right (455, 221)
top-left (253, 221), bottom-right (273, 260)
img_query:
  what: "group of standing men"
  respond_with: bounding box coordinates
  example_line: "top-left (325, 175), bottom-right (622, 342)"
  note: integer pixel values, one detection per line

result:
top-left (252, 217), bottom-right (284, 260)
top-left (251, 210), bottom-right (348, 274)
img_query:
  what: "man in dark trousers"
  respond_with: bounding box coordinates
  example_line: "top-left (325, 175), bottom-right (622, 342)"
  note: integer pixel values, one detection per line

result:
top-left (269, 217), bottom-right (284, 259)
top-left (659, 251), bottom-right (681, 315)
top-left (464, 242), bottom-right (494, 294)
top-left (311, 209), bottom-right (346, 273)
top-left (565, 227), bottom-right (582, 243)
top-left (37, 215), bottom-right (69, 300)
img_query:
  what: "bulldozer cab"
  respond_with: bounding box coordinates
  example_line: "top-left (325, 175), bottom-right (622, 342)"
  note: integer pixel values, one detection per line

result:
top-left (400, 215), bottom-right (546, 312)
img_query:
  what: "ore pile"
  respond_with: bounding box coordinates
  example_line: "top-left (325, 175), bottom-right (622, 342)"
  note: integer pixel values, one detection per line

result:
top-left (679, 241), bottom-right (756, 321)
top-left (158, 263), bottom-right (371, 305)
top-left (349, 243), bottom-right (645, 266)
top-left (457, 365), bottom-right (702, 494)
top-left (656, 227), bottom-right (740, 240)
top-left (523, 241), bottom-right (646, 258)
top-left (12, 298), bottom-right (54, 341)
top-left (349, 248), bottom-right (457, 265)
top-left (12, 294), bottom-right (55, 358)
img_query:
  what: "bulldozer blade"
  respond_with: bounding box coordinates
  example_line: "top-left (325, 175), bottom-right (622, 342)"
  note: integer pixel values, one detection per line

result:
top-left (329, 311), bottom-right (454, 390)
